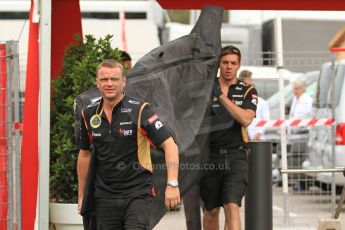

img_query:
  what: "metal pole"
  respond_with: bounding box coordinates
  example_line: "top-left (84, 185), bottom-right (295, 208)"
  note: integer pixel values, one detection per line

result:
top-left (334, 186), bottom-right (345, 219)
top-left (38, 0), bottom-right (51, 229)
top-left (10, 40), bottom-right (22, 230)
top-left (330, 56), bottom-right (336, 217)
top-left (6, 42), bottom-right (14, 230)
top-left (274, 13), bottom-right (289, 226)
top-left (245, 141), bottom-right (272, 230)
top-left (281, 168), bottom-right (345, 174)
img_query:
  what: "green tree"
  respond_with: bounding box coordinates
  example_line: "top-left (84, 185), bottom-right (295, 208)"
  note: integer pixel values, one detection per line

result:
top-left (50, 34), bottom-right (122, 203)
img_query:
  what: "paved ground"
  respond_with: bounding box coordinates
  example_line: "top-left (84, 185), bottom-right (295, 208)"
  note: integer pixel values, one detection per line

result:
top-left (154, 205), bottom-right (228, 230)
top-left (154, 186), bottom-right (345, 230)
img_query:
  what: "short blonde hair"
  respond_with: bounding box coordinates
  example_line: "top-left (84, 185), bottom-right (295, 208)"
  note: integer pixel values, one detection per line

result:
top-left (96, 59), bottom-right (124, 77)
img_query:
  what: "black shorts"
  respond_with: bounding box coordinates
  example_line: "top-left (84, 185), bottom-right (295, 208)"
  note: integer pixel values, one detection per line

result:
top-left (95, 194), bottom-right (153, 230)
top-left (200, 148), bottom-right (248, 211)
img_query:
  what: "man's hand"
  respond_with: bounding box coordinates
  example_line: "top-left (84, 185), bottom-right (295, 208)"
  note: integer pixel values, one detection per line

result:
top-left (77, 196), bottom-right (83, 214)
top-left (165, 186), bottom-right (180, 211)
top-left (213, 78), bottom-right (223, 98)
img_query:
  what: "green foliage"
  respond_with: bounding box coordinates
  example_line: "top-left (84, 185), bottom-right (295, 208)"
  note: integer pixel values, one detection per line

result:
top-left (50, 34), bottom-right (122, 203)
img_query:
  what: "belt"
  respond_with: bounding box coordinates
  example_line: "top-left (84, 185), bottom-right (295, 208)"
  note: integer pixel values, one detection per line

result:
top-left (210, 145), bottom-right (244, 155)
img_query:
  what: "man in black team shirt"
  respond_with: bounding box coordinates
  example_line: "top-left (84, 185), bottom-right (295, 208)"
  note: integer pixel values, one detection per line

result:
top-left (200, 46), bottom-right (257, 230)
top-left (77, 59), bottom-right (180, 229)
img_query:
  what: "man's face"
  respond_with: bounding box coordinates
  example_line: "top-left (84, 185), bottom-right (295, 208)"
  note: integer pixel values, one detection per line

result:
top-left (96, 66), bottom-right (126, 101)
top-left (219, 54), bottom-right (240, 81)
top-left (293, 84), bottom-right (303, 98)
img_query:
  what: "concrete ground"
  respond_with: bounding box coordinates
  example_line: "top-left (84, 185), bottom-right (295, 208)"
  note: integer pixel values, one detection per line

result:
top-left (154, 186), bottom-right (345, 230)
top-left (154, 205), bottom-right (228, 230)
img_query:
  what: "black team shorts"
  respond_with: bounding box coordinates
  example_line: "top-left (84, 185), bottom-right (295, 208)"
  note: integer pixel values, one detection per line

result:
top-left (200, 147), bottom-right (248, 211)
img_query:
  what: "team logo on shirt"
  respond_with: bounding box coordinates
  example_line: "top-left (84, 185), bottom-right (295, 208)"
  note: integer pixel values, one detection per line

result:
top-left (90, 114), bottom-right (101, 128)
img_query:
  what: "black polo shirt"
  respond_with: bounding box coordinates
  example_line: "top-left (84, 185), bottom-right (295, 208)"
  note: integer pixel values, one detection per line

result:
top-left (79, 95), bottom-right (171, 198)
top-left (210, 79), bottom-right (258, 147)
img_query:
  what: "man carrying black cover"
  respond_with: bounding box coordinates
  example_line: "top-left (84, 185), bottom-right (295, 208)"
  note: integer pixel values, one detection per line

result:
top-left (201, 46), bottom-right (257, 230)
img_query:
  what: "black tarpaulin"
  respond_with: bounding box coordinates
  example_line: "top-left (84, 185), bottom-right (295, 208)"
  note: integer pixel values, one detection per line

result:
top-left (77, 6), bottom-right (224, 229)
top-left (125, 6), bottom-right (224, 228)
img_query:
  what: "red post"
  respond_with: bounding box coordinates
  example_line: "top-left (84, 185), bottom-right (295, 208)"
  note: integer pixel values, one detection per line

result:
top-left (21, 1), bottom-right (39, 229)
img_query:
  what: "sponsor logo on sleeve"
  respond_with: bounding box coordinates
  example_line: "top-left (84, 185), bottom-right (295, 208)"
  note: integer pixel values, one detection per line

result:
top-left (154, 121), bottom-right (163, 130)
top-left (235, 101), bottom-right (243, 106)
top-left (251, 98), bottom-right (258, 105)
top-left (148, 114), bottom-right (159, 124)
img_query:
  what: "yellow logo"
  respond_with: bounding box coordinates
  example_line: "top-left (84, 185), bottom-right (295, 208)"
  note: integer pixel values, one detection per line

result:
top-left (90, 114), bottom-right (101, 128)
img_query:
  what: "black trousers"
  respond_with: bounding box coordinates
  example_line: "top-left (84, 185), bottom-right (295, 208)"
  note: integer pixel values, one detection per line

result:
top-left (183, 184), bottom-right (202, 230)
top-left (95, 194), bottom-right (152, 230)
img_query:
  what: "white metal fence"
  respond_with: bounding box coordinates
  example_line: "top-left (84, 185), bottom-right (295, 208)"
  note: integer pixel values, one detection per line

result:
top-left (242, 50), bottom-right (345, 229)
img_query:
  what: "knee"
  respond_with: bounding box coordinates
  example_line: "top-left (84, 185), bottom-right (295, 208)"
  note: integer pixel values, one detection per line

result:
top-left (204, 207), bottom-right (220, 219)
top-left (224, 203), bottom-right (239, 215)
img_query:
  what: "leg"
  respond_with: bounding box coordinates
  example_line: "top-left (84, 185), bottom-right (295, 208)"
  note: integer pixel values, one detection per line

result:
top-left (183, 184), bottom-right (202, 230)
top-left (203, 207), bottom-right (220, 230)
top-left (200, 156), bottom-right (226, 230)
top-left (200, 163), bottom-right (223, 230)
top-left (95, 198), bottom-right (125, 230)
top-left (223, 203), bottom-right (240, 230)
top-left (221, 151), bottom-right (248, 230)
top-left (124, 194), bottom-right (153, 230)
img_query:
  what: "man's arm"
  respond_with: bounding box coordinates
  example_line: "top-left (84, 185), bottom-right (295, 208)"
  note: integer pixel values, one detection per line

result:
top-left (218, 94), bottom-right (256, 127)
top-left (77, 149), bottom-right (91, 213)
top-left (160, 137), bottom-right (180, 210)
